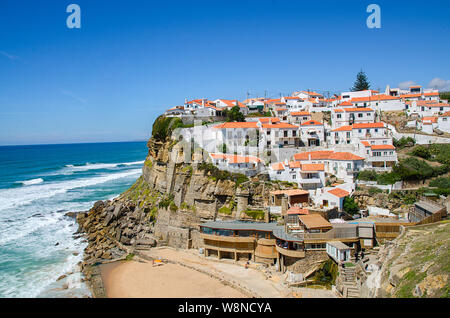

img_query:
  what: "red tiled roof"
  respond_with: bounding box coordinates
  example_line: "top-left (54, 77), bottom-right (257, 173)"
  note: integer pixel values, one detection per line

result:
top-left (290, 111), bottom-right (311, 116)
top-left (370, 145), bottom-right (395, 150)
top-left (288, 161), bottom-right (302, 168)
top-left (301, 163), bottom-right (324, 171)
top-left (213, 122), bottom-right (259, 129)
top-left (328, 188), bottom-right (350, 198)
top-left (343, 108), bottom-right (374, 112)
top-left (258, 117), bottom-right (281, 123)
top-left (262, 123), bottom-right (298, 129)
top-left (352, 122), bottom-right (385, 129)
top-left (271, 162), bottom-right (285, 171)
top-left (286, 207), bottom-right (309, 215)
top-left (301, 120), bottom-right (323, 126)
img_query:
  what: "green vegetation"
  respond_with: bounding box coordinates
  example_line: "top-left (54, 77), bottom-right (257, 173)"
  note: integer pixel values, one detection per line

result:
top-left (429, 177), bottom-right (450, 189)
top-left (169, 201), bottom-right (178, 212)
top-left (218, 200), bottom-right (236, 215)
top-left (343, 196), bottom-right (359, 215)
top-left (218, 143), bottom-right (227, 153)
top-left (367, 187), bottom-right (383, 195)
top-left (393, 136), bottom-right (416, 149)
top-left (152, 116), bottom-right (193, 141)
top-left (243, 209), bottom-right (265, 220)
top-left (439, 91), bottom-right (450, 101)
top-left (158, 194), bottom-right (175, 209)
top-left (313, 259), bottom-right (338, 288)
top-left (125, 253), bottom-right (135, 261)
top-left (144, 158), bottom-right (153, 168)
top-left (223, 106), bottom-right (245, 122)
top-left (198, 162), bottom-right (249, 187)
top-left (351, 70), bottom-right (370, 91)
top-left (359, 157), bottom-right (448, 185)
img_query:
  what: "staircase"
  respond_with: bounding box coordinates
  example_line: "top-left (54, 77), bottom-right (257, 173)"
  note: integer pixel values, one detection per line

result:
top-left (340, 266), bottom-right (360, 298)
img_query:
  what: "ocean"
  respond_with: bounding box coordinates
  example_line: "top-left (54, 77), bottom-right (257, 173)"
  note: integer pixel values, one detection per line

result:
top-left (0, 141), bottom-right (148, 298)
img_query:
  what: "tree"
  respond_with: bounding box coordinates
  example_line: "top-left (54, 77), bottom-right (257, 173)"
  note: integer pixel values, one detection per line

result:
top-left (343, 196), bottom-right (360, 215)
top-left (351, 70), bottom-right (370, 91)
top-left (223, 106), bottom-right (245, 122)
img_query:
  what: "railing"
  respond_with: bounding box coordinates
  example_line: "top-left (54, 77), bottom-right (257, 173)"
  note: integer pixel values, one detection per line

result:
top-left (201, 233), bottom-right (256, 243)
top-left (299, 178), bottom-right (322, 184)
top-left (275, 245), bottom-right (306, 258)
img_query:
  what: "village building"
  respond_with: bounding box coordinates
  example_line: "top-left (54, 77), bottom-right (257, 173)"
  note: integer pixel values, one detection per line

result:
top-left (299, 120), bottom-right (325, 146)
top-left (209, 153), bottom-right (264, 176)
top-left (331, 108), bottom-right (376, 129)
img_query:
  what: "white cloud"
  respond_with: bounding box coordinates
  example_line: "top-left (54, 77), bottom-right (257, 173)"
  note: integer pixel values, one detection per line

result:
top-left (428, 78), bottom-right (450, 91)
top-left (398, 80), bottom-right (417, 90)
top-left (61, 90), bottom-right (87, 104)
top-left (0, 50), bottom-right (21, 61)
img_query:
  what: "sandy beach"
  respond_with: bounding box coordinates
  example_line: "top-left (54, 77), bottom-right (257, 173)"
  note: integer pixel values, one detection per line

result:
top-left (101, 259), bottom-right (247, 298)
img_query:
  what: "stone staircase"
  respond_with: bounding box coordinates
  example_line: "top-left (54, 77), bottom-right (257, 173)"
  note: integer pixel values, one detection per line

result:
top-left (340, 266), bottom-right (360, 298)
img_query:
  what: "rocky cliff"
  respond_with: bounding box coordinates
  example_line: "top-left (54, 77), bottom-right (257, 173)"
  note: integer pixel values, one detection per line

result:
top-left (76, 137), bottom-right (296, 290)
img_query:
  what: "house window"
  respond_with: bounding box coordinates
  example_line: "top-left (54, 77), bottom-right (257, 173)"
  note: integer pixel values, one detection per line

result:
top-left (375, 128), bottom-right (378, 132)
top-left (292, 130), bottom-right (297, 137)
top-left (284, 131), bottom-right (288, 137)
top-left (358, 113), bottom-right (363, 118)
top-left (292, 174), bottom-right (296, 179)
top-left (358, 129), bottom-right (362, 133)
top-left (337, 114), bottom-right (342, 119)
top-left (267, 130), bottom-right (270, 135)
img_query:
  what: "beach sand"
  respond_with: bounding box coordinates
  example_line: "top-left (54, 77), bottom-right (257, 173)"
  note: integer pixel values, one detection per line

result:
top-left (101, 260), bottom-right (247, 298)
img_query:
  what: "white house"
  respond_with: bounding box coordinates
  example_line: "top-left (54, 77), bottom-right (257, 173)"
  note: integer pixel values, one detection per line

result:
top-left (268, 160), bottom-right (326, 190)
top-left (331, 108), bottom-right (376, 129)
top-left (260, 122), bottom-right (300, 148)
top-left (407, 101), bottom-right (450, 117)
top-left (437, 111), bottom-right (450, 133)
top-left (359, 142), bottom-right (397, 171)
top-left (299, 120), bottom-right (325, 146)
top-left (212, 121), bottom-right (260, 147)
top-left (331, 122), bottom-right (391, 146)
top-left (293, 150), bottom-right (365, 182)
top-left (311, 187), bottom-right (350, 211)
top-left (288, 111), bottom-right (312, 125)
top-left (209, 153), bottom-right (264, 176)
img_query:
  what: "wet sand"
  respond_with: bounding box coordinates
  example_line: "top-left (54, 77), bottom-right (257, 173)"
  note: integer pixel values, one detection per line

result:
top-left (101, 260), bottom-right (247, 298)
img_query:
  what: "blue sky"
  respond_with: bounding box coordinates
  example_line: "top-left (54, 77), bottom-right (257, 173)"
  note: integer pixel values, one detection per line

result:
top-left (0, 0), bottom-right (449, 145)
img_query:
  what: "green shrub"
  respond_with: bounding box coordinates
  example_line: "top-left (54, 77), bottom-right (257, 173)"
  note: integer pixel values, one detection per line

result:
top-left (244, 209), bottom-right (265, 220)
top-left (393, 136), bottom-right (416, 149)
top-left (409, 146), bottom-right (431, 160)
top-left (429, 177), bottom-right (450, 189)
top-left (343, 196), bottom-right (359, 215)
top-left (368, 187), bottom-right (383, 195)
top-left (357, 170), bottom-right (378, 181)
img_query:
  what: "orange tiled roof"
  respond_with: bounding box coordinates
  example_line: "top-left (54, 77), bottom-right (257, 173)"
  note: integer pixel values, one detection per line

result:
top-left (293, 150), bottom-right (334, 160)
top-left (328, 188), bottom-right (350, 198)
top-left (262, 123), bottom-right (298, 129)
top-left (329, 152), bottom-right (365, 161)
top-left (291, 111), bottom-right (311, 116)
top-left (352, 122), bottom-right (385, 129)
top-left (332, 125), bottom-right (352, 132)
top-left (288, 161), bottom-right (302, 168)
top-left (210, 153), bottom-right (263, 164)
top-left (441, 111), bottom-right (450, 117)
top-left (301, 120), bottom-right (323, 126)
top-left (370, 144), bottom-right (395, 150)
top-left (351, 94), bottom-right (400, 102)
top-left (343, 108), bottom-right (374, 112)
top-left (301, 163), bottom-right (324, 171)
top-left (422, 117), bottom-right (438, 123)
top-left (339, 101), bottom-right (353, 106)
top-left (271, 162), bottom-right (285, 171)
top-left (286, 207), bottom-right (309, 215)
top-left (258, 117), bottom-right (281, 123)
top-left (361, 141), bottom-right (371, 147)
top-left (213, 122), bottom-right (259, 129)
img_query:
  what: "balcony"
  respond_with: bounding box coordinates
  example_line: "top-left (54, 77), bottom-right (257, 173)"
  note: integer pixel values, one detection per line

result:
top-left (299, 178), bottom-right (322, 184)
top-left (275, 245), bottom-right (306, 258)
top-left (366, 155), bottom-right (397, 162)
top-left (201, 233), bottom-right (256, 243)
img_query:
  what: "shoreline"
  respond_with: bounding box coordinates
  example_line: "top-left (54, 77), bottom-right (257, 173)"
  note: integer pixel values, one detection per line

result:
top-left (99, 257), bottom-right (248, 298)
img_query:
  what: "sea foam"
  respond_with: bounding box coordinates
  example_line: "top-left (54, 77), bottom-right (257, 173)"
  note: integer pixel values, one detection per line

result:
top-left (16, 178), bottom-right (44, 186)
top-left (0, 169), bottom-right (141, 211)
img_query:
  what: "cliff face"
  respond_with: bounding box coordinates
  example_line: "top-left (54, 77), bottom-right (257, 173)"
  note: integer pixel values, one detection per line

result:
top-left (76, 137), bottom-right (293, 280)
top-left (363, 221), bottom-right (449, 298)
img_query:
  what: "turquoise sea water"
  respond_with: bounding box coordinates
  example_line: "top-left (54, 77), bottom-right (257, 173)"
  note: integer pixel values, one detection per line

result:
top-left (0, 141), bottom-right (148, 297)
